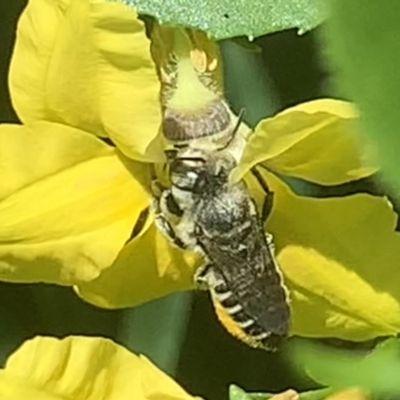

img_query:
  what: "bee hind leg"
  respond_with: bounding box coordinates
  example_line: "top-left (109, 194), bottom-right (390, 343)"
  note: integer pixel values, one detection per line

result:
top-left (194, 262), bottom-right (214, 290)
top-left (264, 231), bottom-right (276, 255)
top-left (250, 167), bottom-right (274, 223)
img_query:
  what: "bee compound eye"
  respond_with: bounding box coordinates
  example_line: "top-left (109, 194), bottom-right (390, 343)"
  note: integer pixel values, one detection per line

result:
top-left (164, 149), bottom-right (178, 161)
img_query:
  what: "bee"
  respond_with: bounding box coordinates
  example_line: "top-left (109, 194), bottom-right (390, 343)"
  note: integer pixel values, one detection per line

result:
top-left (151, 28), bottom-right (290, 349)
top-left (152, 148), bottom-right (290, 351)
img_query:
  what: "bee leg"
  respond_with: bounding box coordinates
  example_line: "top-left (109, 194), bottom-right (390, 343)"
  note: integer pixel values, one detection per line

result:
top-left (151, 181), bottom-right (187, 250)
top-left (153, 203), bottom-right (188, 250)
top-left (125, 207), bottom-right (150, 244)
top-left (264, 232), bottom-right (276, 255)
top-left (194, 262), bottom-right (213, 290)
top-left (249, 171), bottom-right (278, 253)
top-left (251, 167), bottom-right (274, 223)
top-left (151, 179), bottom-right (184, 217)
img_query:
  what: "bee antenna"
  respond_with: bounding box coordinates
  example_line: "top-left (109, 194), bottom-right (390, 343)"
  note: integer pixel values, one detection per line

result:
top-left (232, 108), bottom-right (246, 136)
top-left (221, 107), bottom-right (246, 151)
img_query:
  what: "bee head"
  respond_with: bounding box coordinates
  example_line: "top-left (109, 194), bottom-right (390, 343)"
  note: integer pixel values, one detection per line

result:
top-left (167, 150), bottom-right (205, 192)
top-left (191, 154), bottom-right (236, 195)
top-left (166, 148), bottom-right (236, 196)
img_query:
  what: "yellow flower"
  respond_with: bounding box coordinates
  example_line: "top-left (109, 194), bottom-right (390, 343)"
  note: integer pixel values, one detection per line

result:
top-left (0, 335), bottom-right (201, 400)
top-left (2, 0), bottom-right (400, 342)
top-left (0, 0), bottom-right (199, 307)
top-left (10, 0), bottom-right (163, 162)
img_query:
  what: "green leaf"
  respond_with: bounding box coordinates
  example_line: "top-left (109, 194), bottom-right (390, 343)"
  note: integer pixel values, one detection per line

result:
top-left (230, 385), bottom-right (334, 400)
top-left (111, 0), bottom-right (326, 40)
top-left (320, 1), bottom-right (400, 192)
top-left (294, 338), bottom-right (400, 395)
top-left (230, 385), bottom-right (253, 400)
top-left (299, 389), bottom-right (335, 400)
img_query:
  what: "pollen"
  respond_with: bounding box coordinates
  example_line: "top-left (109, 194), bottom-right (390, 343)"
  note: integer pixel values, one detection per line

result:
top-left (211, 294), bottom-right (249, 343)
top-left (190, 48), bottom-right (208, 74)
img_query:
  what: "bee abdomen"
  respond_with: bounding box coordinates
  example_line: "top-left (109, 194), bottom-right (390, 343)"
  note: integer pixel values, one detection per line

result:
top-left (212, 286), bottom-right (284, 350)
top-left (213, 285), bottom-right (255, 322)
top-left (162, 100), bottom-right (231, 142)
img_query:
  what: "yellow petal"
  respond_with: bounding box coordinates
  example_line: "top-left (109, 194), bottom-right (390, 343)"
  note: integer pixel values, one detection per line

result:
top-left (0, 121), bottom-right (113, 200)
top-left (255, 172), bottom-right (400, 340)
top-left (10, 0), bottom-right (162, 162)
top-left (233, 99), bottom-right (378, 185)
top-left (0, 336), bottom-right (198, 400)
top-left (75, 223), bottom-right (202, 308)
top-left (151, 24), bottom-right (224, 112)
top-left (0, 122), bottom-right (150, 285)
top-left (0, 373), bottom-right (61, 400)
top-left (8, 0), bottom-right (68, 125)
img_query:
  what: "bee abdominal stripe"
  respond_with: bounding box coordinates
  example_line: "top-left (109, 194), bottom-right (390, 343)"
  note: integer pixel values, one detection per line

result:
top-left (215, 290), bottom-right (233, 302)
top-left (252, 332), bottom-right (269, 340)
top-left (239, 319), bottom-right (255, 329)
top-left (225, 303), bottom-right (243, 314)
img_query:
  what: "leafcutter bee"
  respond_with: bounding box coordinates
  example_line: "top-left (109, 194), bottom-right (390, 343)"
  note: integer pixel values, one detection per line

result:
top-left (151, 148), bottom-right (290, 351)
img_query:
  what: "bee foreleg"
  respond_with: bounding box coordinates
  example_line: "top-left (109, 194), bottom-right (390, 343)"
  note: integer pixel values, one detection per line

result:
top-left (151, 179), bottom-right (166, 198)
top-left (151, 179), bottom-right (184, 218)
top-left (153, 207), bottom-right (188, 250)
top-left (151, 183), bottom-right (188, 250)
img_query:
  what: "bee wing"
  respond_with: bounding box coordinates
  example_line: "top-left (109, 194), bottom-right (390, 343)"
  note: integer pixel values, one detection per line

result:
top-left (199, 225), bottom-right (290, 337)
